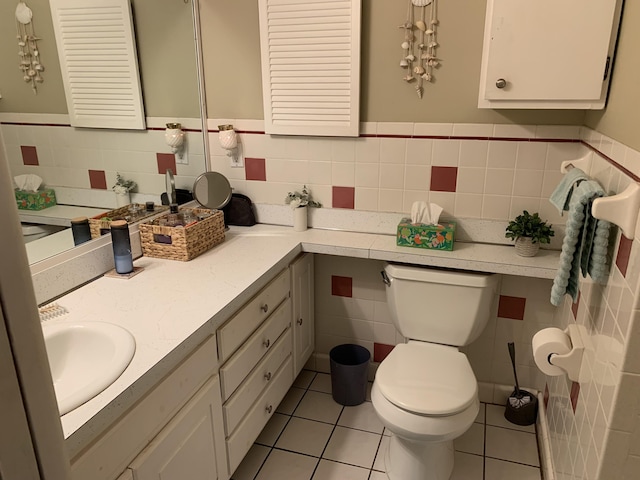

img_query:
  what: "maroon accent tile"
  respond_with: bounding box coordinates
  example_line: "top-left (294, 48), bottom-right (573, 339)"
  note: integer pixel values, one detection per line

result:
top-left (616, 234), bottom-right (633, 277)
top-left (331, 275), bottom-right (353, 297)
top-left (570, 382), bottom-right (580, 413)
top-left (497, 295), bottom-right (526, 320)
top-left (543, 383), bottom-right (549, 410)
top-left (156, 153), bottom-right (177, 175)
top-left (571, 291), bottom-right (581, 321)
top-left (88, 170), bottom-right (107, 190)
top-left (430, 166), bottom-right (458, 192)
top-left (245, 157), bottom-right (267, 181)
top-left (332, 186), bottom-right (355, 209)
top-left (21, 146), bottom-right (39, 166)
top-left (374, 343), bottom-right (395, 363)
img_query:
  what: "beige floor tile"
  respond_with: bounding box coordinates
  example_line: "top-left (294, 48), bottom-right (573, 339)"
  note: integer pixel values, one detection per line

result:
top-left (255, 449), bottom-right (318, 480)
top-left (294, 390), bottom-right (343, 424)
top-left (309, 373), bottom-right (332, 393)
top-left (454, 422), bottom-right (484, 456)
top-left (294, 370), bottom-right (317, 389)
top-left (275, 417), bottom-right (334, 457)
top-left (450, 452), bottom-right (483, 480)
top-left (312, 460), bottom-right (370, 480)
top-left (231, 444), bottom-right (270, 480)
top-left (338, 402), bottom-right (384, 434)
top-left (256, 413), bottom-right (289, 446)
top-left (485, 426), bottom-right (540, 466)
top-left (277, 387), bottom-right (306, 415)
top-left (369, 471), bottom-right (387, 480)
top-left (484, 458), bottom-right (542, 479)
top-left (323, 426), bottom-right (381, 469)
top-left (373, 435), bottom-right (389, 472)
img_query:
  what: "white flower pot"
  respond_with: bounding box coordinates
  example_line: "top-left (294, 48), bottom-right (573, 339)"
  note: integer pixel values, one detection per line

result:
top-left (514, 237), bottom-right (540, 257)
top-left (293, 206), bottom-right (308, 232)
top-left (115, 192), bottom-right (130, 208)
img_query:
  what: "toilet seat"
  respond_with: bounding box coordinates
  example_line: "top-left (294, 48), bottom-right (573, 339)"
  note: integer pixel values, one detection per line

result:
top-left (376, 342), bottom-right (477, 416)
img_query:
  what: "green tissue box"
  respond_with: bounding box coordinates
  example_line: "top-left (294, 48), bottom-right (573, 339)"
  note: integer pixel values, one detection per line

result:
top-left (396, 218), bottom-right (456, 251)
top-left (15, 188), bottom-right (57, 211)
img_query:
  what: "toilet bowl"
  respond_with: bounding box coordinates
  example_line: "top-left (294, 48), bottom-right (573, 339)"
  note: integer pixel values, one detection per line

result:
top-left (373, 263), bottom-right (499, 480)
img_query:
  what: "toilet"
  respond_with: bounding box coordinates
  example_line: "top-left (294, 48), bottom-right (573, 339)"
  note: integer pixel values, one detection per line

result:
top-left (372, 263), bottom-right (499, 480)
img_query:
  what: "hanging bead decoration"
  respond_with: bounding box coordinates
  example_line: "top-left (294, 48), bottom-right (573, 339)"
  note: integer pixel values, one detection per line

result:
top-left (15, 2), bottom-right (44, 94)
top-left (399, 0), bottom-right (440, 98)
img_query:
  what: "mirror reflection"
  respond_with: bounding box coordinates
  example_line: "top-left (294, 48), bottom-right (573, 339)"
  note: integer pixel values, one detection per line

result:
top-left (0, 0), bottom-right (207, 265)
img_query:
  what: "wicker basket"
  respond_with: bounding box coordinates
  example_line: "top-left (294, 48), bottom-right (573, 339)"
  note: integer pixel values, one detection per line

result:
top-left (89, 204), bottom-right (168, 239)
top-left (139, 209), bottom-right (225, 261)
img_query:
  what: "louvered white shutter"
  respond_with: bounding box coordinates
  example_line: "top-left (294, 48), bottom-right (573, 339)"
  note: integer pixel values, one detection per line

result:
top-left (49, 0), bottom-right (145, 130)
top-left (258, 0), bottom-right (361, 137)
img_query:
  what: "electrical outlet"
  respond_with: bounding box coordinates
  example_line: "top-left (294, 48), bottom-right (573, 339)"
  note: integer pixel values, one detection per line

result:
top-left (230, 152), bottom-right (244, 168)
top-left (176, 151), bottom-right (188, 165)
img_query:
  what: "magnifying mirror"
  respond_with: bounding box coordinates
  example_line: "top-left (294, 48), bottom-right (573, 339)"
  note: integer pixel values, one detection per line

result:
top-left (193, 172), bottom-right (232, 209)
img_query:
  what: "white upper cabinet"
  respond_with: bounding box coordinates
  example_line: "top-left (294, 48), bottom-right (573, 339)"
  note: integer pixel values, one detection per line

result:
top-left (478, 0), bottom-right (623, 109)
top-left (258, 0), bottom-right (361, 136)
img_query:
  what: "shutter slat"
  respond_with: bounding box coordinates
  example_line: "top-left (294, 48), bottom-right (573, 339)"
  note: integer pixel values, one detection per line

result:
top-left (50, 0), bottom-right (145, 130)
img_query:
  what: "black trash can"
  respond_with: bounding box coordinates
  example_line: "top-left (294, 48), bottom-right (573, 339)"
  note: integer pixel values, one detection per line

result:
top-left (329, 344), bottom-right (371, 406)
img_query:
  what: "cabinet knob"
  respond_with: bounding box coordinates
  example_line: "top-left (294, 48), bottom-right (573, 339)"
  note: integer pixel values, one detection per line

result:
top-left (263, 338), bottom-right (271, 349)
top-left (496, 78), bottom-right (507, 89)
top-left (264, 372), bottom-right (272, 381)
top-left (266, 405), bottom-right (273, 414)
top-left (261, 304), bottom-right (269, 313)
top-left (297, 318), bottom-right (303, 326)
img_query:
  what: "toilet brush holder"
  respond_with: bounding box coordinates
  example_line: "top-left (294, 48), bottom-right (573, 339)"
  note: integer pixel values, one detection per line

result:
top-left (504, 388), bottom-right (538, 426)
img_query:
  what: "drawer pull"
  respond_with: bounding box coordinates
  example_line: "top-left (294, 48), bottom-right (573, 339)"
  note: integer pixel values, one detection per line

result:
top-left (261, 304), bottom-right (269, 313)
top-left (266, 405), bottom-right (273, 414)
top-left (297, 318), bottom-right (303, 325)
top-left (263, 338), bottom-right (271, 349)
top-left (264, 372), bottom-right (272, 381)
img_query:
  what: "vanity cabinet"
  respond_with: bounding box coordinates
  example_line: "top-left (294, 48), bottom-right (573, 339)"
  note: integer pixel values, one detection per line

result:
top-left (127, 376), bottom-right (224, 480)
top-left (216, 268), bottom-right (293, 475)
top-left (70, 336), bottom-right (226, 480)
top-left (291, 253), bottom-right (314, 377)
top-left (478, 0), bottom-right (623, 109)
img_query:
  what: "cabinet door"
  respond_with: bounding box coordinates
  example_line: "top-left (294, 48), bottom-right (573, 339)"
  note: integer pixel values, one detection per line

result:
top-left (129, 376), bottom-right (226, 480)
top-left (479, 0), bottom-right (621, 108)
top-left (291, 253), bottom-right (314, 377)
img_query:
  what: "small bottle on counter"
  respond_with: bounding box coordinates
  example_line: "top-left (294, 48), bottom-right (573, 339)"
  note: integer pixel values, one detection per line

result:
top-left (70, 217), bottom-right (92, 246)
top-left (110, 220), bottom-right (134, 274)
top-left (145, 201), bottom-right (155, 212)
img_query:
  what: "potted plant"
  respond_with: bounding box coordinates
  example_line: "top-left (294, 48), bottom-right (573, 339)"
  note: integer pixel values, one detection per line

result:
top-left (112, 173), bottom-right (137, 207)
top-left (285, 185), bottom-right (322, 231)
top-left (505, 210), bottom-right (554, 257)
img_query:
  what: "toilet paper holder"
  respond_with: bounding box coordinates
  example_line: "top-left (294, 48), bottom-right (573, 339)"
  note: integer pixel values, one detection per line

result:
top-left (549, 325), bottom-right (584, 382)
top-left (533, 324), bottom-right (585, 382)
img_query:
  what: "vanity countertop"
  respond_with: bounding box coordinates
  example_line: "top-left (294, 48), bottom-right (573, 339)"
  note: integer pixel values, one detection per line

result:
top-left (55, 224), bottom-right (560, 457)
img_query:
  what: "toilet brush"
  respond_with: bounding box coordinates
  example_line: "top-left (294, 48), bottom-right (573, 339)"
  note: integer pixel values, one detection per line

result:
top-left (504, 342), bottom-right (538, 425)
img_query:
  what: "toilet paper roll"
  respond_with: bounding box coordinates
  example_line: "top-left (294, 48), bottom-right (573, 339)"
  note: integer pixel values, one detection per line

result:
top-left (532, 328), bottom-right (572, 376)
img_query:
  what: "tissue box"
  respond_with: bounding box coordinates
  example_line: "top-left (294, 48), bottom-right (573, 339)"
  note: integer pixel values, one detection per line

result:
top-left (15, 188), bottom-right (57, 211)
top-left (396, 218), bottom-right (456, 251)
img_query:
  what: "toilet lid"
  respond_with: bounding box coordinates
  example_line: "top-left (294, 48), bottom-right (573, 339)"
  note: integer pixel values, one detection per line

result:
top-left (376, 343), bottom-right (477, 416)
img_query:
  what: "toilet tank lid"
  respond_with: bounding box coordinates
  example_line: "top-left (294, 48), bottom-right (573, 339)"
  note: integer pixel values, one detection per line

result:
top-left (384, 263), bottom-right (497, 288)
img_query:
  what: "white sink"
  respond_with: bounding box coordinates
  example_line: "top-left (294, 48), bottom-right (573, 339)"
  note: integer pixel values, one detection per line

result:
top-left (42, 322), bottom-right (136, 415)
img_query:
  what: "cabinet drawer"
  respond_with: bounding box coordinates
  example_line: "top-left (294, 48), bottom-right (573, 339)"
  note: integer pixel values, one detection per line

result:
top-left (218, 268), bottom-right (290, 362)
top-left (226, 356), bottom-right (293, 474)
top-left (220, 298), bottom-right (291, 401)
top-left (223, 327), bottom-right (292, 436)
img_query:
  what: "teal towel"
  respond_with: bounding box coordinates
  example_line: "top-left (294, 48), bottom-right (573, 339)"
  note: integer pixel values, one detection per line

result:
top-left (551, 180), bottom-right (610, 306)
top-left (549, 167), bottom-right (590, 214)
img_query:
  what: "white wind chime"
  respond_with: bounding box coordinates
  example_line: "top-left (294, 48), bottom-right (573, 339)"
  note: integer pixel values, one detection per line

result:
top-left (15, 1), bottom-right (45, 94)
top-left (399, 0), bottom-right (439, 98)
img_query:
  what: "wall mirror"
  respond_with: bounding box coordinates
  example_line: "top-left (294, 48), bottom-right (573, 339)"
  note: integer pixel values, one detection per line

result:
top-left (0, 0), bottom-right (208, 266)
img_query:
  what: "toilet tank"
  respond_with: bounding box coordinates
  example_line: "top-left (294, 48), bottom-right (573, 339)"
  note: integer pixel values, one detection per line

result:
top-left (383, 263), bottom-right (499, 346)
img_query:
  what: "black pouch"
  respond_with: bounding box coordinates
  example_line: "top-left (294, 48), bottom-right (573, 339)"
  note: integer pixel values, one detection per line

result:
top-left (222, 193), bottom-right (256, 226)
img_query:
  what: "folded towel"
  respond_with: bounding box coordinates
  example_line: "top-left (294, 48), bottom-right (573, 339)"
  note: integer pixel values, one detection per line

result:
top-left (550, 180), bottom-right (610, 306)
top-left (549, 167), bottom-right (590, 214)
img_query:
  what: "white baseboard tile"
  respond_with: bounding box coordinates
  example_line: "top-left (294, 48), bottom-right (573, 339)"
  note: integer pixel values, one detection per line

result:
top-left (537, 392), bottom-right (556, 480)
top-left (478, 382), bottom-right (494, 404)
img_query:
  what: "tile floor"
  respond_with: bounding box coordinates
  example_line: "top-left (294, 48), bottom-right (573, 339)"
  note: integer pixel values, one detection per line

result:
top-left (231, 371), bottom-right (542, 480)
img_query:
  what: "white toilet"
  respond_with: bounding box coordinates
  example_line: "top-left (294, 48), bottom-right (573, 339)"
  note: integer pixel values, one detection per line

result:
top-left (372, 263), bottom-right (499, 480)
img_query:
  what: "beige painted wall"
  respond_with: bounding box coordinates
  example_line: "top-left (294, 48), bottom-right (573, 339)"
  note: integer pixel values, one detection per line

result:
top-left (201, 0), bottom-right (585, 125)
top-left (585, 1), bottom-right (640, 152)
top-left (0, 0), bottom-right (200, 118)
